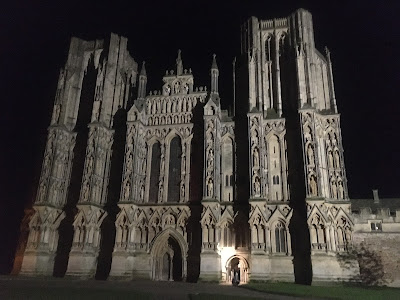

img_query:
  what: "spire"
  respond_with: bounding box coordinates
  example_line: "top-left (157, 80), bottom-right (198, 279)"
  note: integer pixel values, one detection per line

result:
top-left (211, 53), bottom-right (218, 70)
top-left (138, 61), bottom-right (147, 99)
top-left (176, 49), bottom-right (183, 76)
top-left (325, 47), bottom-right (337, 113)
top-left (210, 54), bottom-right (219, 95)
top-left (140, 61), bottom-right (147, 76)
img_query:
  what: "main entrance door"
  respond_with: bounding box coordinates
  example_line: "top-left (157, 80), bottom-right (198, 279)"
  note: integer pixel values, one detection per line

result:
top-left (153, 235), bottom-right (183, 281)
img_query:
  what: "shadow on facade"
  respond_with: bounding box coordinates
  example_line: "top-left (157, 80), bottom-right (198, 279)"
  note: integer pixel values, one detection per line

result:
top-left (53, 58), bottom-right (97, 277)
top-left (285, 110), bottom-right (312, 285)
top-left (186, 101), bottom-right (204, 282)
top-left (95, 107), bottom-right (127, 280)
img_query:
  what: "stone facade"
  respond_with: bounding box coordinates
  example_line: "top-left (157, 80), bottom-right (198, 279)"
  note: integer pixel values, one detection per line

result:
top-left (351, 193), bottom-right (400, 287)
top-left (18, 9), bottom-right (368, 283)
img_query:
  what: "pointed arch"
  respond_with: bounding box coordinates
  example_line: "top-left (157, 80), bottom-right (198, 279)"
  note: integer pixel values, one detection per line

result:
top-left (148, 140), bottom-right (161, 203)
top-left (167, 135), bottom-right (182, 202)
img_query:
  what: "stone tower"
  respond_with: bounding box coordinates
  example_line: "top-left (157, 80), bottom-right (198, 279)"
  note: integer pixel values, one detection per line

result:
top-left (21, 34), bottom-right (137, 276)
top-left (237, 9), bottom-right (357, 281)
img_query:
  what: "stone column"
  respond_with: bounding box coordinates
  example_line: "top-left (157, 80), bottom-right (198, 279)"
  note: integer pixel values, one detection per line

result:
top-left (66, 125), bottom-right (113, 278)
top-left (21, 127), bottom-right (76, 275)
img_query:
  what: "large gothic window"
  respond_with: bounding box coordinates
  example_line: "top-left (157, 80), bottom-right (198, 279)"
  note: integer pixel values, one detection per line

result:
top-left (149, 142), bottom-right (161, 203)
top-left (167, 136), bottom-right (182, 202)
top-left (221, 137), bottom-right (234, 201)
top-left (274, 222), bottom-right (287, 253)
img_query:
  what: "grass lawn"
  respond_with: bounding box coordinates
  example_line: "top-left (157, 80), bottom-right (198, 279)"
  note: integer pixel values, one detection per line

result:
top-left (1, 286), bottom-right (151, 300)
top-left (242, 282), bottom-right (400, 299)
top-left (189, 293), bottom-right (261, 300)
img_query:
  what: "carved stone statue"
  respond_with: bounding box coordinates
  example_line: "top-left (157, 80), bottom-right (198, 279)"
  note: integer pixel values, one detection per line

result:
top-left (180, 183), bottom-right (185, 199)
top-left (304, 126), bottom-right (312, 142)
top-left (309, 175), bottom-right (317, 196)
top-left (174, 81), bottom-right (181, 94)
top-left (207, 149), bottom-right (214, 169)
top-left (307, 144), bottom-right (314, 165)
top-left (254, 177), bottom-right (261, 195)
top-left (253, 147), bottom-right (259, 168)
top-left (328, 151), bottom-right (334, 168)
top-left (338, 181), bottom-right (344, 199)
top-left (124, 180), bottom-right (130, 200)
top-left (334, 151), bottom-right (340, 168)
top-left (207, 178), bottom-right (213, 197)
top-left (331, 180), bottom-right (337, 198)
top-left (164, 85), bottom-right (171, 96)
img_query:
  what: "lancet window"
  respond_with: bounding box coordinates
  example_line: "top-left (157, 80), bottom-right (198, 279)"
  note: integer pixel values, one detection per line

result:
top-left (149, 142), bottom-right (161, 203)
top-left (221, 137), bottom-right (234, 201)
top-left (274, 221), bottom-right (287, 253)
top-left (167, 136), bottom-right (182, 202)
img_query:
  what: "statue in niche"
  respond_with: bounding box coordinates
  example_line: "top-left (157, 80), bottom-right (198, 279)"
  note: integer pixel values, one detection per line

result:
top-left (38, 180), bottom-right (47, 202)
top-left (82, 181), bottom-right (90, 201)
top-left (86, 154), bottom-right (94, 176)
top-left (207, 178), bottom-right (213, 197)
top-left (309, 175), bottom-right (317, 196)
top-left (328, 151), bottom-right (334, 168)
top-left (180, 183), bottom-right (185, 199)
top-left (172, 101), bottom-right (176, 113)
top-left (334, 151), bottom-right (340, 168)
top-left (304, 126), bottom-right (312, 142)
top-left (307, 144), bottom-right (314, 165)
top-left (253, 147), bottom-right (260, 168)
top-left (177, 98), bottom-right (182, 112)
top-left (184, 83), bottom-right (189, 94)
top-left (207, 120), bottom-right (214, 130)
top-left (174, 81), bottom-right (181, 94)
top-left (207, 149), bottom-right (214, 169)
top-left (166, 99), bottom-right (172, 113)
top-left (331, 180), bottom-right (337, 198)
top-left (51, 104), bottom-right (61, 124)
top-left (254, 177), bottom-right (261, 195)
top-left (124, 180), bottom-right (130, 200)
top-left (126, 152), bottom-right (133, 172)
top-left (164, 85), bottom-right (171, 96)
top-left (251, 130), bottom-right (258, 146)
top-left (338, 181), bottom-right (344, 199)
top-left (206, 132), bottom-right (213, 148)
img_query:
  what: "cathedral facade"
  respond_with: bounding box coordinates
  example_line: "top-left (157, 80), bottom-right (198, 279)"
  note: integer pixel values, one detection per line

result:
top-left (19, 9), bottom-right (359, 283)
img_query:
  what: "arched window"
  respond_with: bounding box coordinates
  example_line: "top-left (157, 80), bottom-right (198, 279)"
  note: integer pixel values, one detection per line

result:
top-left (149, 142), bottom-right (161, 203)
top-left (275, 222), bottom-right (287, 253)
top-left (167, 136), bottom-right (182, 202)
top-left (265, 35), bottom-right (273, 61)
top-left (221, 137), bottom-right (234, 201)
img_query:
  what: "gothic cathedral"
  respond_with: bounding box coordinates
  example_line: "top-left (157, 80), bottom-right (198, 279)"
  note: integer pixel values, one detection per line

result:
top-left (19, 9), bottom-right (358, 283)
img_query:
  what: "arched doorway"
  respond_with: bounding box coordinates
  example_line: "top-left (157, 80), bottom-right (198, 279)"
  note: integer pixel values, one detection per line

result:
top-left (151, 232), bottom-right (186, 281)
top-left (225, 255), bottom-right (249, 284)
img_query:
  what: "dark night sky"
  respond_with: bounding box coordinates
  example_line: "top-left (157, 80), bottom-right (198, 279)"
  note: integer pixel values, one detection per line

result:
top-left (0, 1), bottom-right (399, 271)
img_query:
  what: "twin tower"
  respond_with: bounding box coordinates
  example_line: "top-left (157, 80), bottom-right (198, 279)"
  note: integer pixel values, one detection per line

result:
top-left (19, 9), bottom-right (358, 283)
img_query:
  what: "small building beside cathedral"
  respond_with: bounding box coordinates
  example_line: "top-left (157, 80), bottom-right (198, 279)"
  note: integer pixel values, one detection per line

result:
top-left (16, 9), bottom-right (399, 286)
